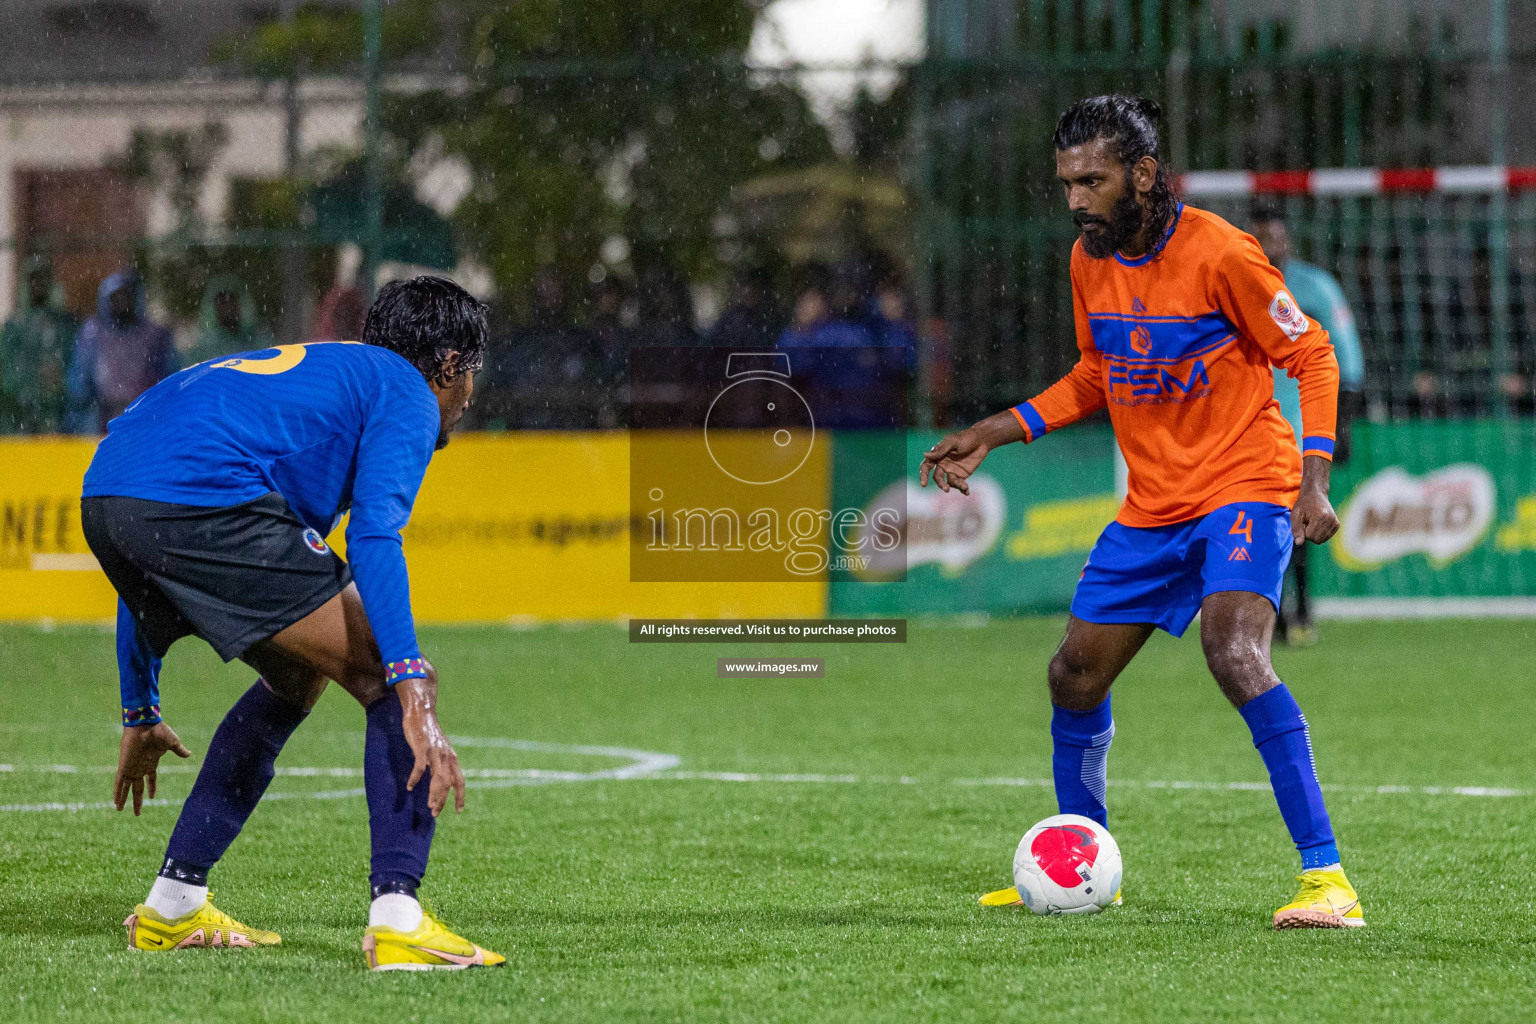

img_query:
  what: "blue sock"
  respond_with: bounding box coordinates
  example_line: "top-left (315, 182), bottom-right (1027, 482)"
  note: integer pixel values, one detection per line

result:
top-left (162, 680), bottom-right (308, 883)
top-left (1051, 697), bottom-right (1114, 828)
top-left (365, 690), bottom-right (435, 899)
top-left (1239, 684), bottom-right (1340, 870)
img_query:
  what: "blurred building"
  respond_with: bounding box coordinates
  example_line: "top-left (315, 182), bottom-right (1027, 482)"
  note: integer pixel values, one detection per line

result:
top-left (0, 0), bottom-right (468, 326)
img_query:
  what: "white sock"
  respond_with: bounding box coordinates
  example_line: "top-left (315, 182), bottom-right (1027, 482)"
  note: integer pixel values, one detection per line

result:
top-left (145, 876), bottom-right (208, 920)
top-left (369, 893), bottom-right (423, 932)
top-left (1304, 862), bottom-right (1343, 874)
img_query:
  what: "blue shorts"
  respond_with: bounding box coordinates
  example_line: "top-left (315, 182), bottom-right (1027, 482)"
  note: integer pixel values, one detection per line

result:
top-left (1070, 501), bottom-right (1293, 638)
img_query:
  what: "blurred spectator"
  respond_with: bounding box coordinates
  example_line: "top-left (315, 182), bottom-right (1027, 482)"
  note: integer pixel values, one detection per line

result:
top-left (587, 276), bottom-right (633, 428)
top-left (867, 257), bottom-right (919, 371)
top-left (634, 265), bottom-right (698, 347)
top-left (1251, 205), bottom-right (1364, 647)
top-left (67, 269), bottom-right (177, 433)
top-left (780, 260), bottom-right (915, 428)
top-left (312, 279), bottom-right (367, 342)
top-left (706, 263), bottom-right (782, 349)
top-left (0, 256), bottom-right (78, 433)
top-left (479, 267), bottom-right (605, 428)
top-left (183, 275), bottom-right (274, 366)
top-left (1250, 205), bottom-right (1365, 458)
top-left (778, 261), bottom-right (874, 348)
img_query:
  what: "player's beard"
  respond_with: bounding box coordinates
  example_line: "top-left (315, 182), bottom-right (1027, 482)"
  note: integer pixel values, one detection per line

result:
top-left (1074, 189), bottom-right (1146, 260)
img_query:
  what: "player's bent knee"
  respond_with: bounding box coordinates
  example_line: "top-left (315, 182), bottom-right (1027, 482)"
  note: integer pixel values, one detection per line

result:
top-left (1048, 652), bottom-right (1110, 710)
top-left (1201, 642), bottom-right (1274, 703)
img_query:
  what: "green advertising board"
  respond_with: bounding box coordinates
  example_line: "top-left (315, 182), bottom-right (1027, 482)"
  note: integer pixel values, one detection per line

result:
top-left (830, 420), bottom-right (1535, 617)
top-left (829, 425), bottom-right (1118, 616)
top-left (1313, 420), bottom-right (1536, 602)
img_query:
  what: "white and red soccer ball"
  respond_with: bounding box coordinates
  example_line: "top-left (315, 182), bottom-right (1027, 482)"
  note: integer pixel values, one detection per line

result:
top-left (1012, 814), bottom-right (1122, 915)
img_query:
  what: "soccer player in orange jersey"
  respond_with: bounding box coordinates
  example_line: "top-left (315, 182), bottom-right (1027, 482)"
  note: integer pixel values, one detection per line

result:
top-left (921, 95), bottom-right (1363, 929)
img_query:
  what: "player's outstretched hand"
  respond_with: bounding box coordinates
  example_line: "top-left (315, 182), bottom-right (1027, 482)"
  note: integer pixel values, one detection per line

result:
top-left (919, 428), bottom-right (990, 495)
top-left (114, 721), bottom-right (192, 816)
top-left (1292, 454), bottom-right (1341, 545)
top-left (397, 671), bottom-right (467, 817)
top-left (919, 411), bottom-right (1027, 495)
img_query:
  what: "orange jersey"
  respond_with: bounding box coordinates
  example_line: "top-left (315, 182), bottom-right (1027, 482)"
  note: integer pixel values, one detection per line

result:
top-left (1009, 204), bottom-right (1340, 527)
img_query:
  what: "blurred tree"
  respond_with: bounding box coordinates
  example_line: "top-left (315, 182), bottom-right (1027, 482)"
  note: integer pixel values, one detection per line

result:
top-left (115, 124), bottom-right (232, 324)
top-left (850, 74), bottom-right (914, 173)
top-left (404, 0), bottom-right (835, 311)
top-left (217, 0), bottom-right (834, 312)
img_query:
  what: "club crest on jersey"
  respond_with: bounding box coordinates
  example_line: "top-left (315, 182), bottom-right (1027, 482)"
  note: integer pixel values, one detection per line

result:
top-left (301, 528), bottom-right (329, 555)
top-left (1269, 289), bottom-right (1310, 340)
top-left (1129, 322), bottom-right (1153, 355)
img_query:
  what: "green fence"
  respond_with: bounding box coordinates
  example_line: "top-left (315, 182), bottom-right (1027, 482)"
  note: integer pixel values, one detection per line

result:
top-left (915, 0), bottom-right (1536, 424)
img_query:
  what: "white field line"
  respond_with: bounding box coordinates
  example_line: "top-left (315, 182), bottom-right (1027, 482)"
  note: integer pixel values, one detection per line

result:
top-left (0, 737), bottom-right (680, 813)
top-left (1, 740), bottom-right (1529, 811)
top-left (953, 776), bottom-right (1532, 798)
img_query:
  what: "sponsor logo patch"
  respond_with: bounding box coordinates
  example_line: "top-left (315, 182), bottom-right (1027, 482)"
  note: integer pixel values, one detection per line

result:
top-left (1336, 464), bottom-right (1495, 569)
top-left (301, 528), bottom-right (330, 555)
top-left (1269, 289), bottom-right (1310, 340)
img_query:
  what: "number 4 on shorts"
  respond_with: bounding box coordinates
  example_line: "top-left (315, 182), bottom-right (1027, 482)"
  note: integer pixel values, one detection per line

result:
top-left (1229, 510), bottom-right (1253, 544)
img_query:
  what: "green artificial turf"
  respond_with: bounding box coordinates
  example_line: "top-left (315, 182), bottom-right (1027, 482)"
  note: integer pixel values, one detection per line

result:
top-left (1, 618), bottom-right (1533, 1022)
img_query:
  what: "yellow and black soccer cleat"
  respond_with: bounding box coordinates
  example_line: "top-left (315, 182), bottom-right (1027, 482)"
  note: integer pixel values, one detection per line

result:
top-left (362, 910), bottom-right (506, 971)
top-left (124, 896), bottom-right (281, 950)
top-left (1273, 867), bottom-right (1365, 929)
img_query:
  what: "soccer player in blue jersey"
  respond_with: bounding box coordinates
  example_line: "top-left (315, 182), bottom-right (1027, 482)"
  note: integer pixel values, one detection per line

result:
top-left (81, 276), bottom-right (505, 970)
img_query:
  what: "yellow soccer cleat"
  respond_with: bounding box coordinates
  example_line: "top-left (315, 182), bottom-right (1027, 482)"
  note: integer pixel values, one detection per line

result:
top-left (362, 911), bottom-right (506, 971)
top-left (124, 896), bottom-right (281, 950)
top-left (980, 886), bottom-right (1026, 907)
top-left (1273, 868), bottom-right (1365, 929)
top-left (979, 886), bottom-right (1121, 907)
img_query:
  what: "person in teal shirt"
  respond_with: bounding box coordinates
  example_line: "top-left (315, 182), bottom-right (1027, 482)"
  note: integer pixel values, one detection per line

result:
top-left (182, 274), bottom-right (273, 367)
top-left (0, 256), bottom-right (78, 432)
top-left (1251, 204), bottom-right (1365, 646)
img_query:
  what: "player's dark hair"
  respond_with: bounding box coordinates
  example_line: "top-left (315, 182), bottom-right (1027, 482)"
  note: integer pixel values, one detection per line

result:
top-left (363, 276), bottom-right (488, 382)
top-left (1053, 95), bottom-right (1179, 250)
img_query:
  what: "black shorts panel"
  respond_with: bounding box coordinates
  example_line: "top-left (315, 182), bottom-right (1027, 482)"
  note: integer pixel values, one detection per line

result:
top-left (81, 493), bottom-right (352, 661)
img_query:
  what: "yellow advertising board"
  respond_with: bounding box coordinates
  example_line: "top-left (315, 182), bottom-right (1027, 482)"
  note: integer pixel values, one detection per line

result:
top-left (0, 434), bottom-right (826, 623)
top-left (0, 437), bottom-right (118, 620)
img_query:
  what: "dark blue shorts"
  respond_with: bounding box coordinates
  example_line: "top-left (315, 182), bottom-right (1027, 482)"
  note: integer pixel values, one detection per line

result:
top-left (1069, 501), bottom-right (1293, 638)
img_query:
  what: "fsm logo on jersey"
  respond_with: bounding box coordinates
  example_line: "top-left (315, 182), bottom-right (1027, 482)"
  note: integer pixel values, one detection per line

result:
top-left (1105, 359), bottom-right (1212, 406)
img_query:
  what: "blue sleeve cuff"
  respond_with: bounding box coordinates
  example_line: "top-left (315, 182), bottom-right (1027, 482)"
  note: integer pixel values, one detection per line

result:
top-left (122, 706), bottom-right (162, 728)
top-left (1009, 401), bottom-right (1048, 443)
top-left (1301, 435), bottom-right (1335, 459)
top-left (385, 659), bottom-right (430, 685)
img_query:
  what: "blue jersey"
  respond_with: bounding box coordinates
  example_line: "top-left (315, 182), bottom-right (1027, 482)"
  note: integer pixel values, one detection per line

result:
top-left (1272, 259), bottom-right (1363, 444)
top-left (84, 342), bottom-right (439, 684)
